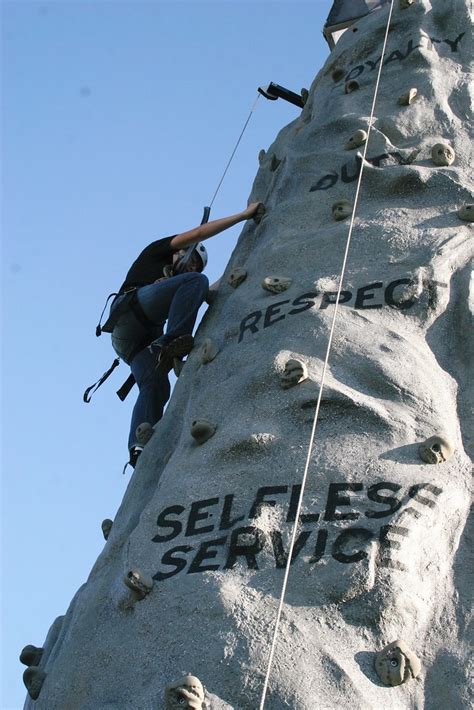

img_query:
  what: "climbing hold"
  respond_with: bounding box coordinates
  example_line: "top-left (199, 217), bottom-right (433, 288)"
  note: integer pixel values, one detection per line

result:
top-left (228, 267), bottom-right (247, 289)
top-left (258, 149), bottom-right (266, 164)
top-left (418, 435), bottom-right (454, 464)
top-left (23, 667), bottom-right (47, 700)
top-left (165, 674), bottom-right (206, 709)
top-left (345, 129), bottom-right (367, 150)
top-left (173, 357), bottom-right (185, 377)
top-left (332, 200), bottom-right (353, 221)
top-left (397, 88), bottom-right (418, 105)
top-left (253, 202), bottom-right (266, 225)
top-left (332, 68), bottom-right (345, 82)
top-left (431, 143), bottom-right (455, 166)
top-left (280, 359), bottom-right (308, 389)
top-left (458, 204), bottom-right (474, 222)
top-left (101, 519), bottom-right (113, 541)
top-left (269, 154), bottom-right (282, 172)
top-left (262, 276), bottom-right (292, 294)
top-left (200, 338), bottom-right (219, 364)
top-left (301, 88), bottom-right (309, 106)
top-left (136, 422), bottom-right (154, 446)
top-left (399, 0), bottom-right (415, 8)
top-left (374, 639), bottom-right (421, 686)
top-left (123, 569), bottom-right (154, 599)
top-left (191, 419), bottom-right (216, 445)
top-left (345, 80), bottom-right (360, 94)
top-left (19, 645), bottom-right (44, 667)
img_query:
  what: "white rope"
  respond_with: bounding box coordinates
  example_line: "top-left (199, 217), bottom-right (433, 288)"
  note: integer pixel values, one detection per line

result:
top-left (258, 2), bottom-right (396, 707)
top-left (209, 93), bottom-right (261, 208)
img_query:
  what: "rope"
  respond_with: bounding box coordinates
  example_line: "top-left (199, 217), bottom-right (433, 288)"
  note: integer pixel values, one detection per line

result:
top-left (208, 93), bottom-right (261, 209)
top-left (258, 2), bottom-right (396, 707)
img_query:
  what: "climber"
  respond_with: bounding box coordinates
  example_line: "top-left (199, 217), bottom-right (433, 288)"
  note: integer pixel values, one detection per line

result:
top-left (108, 202), bottom-right (264, 469)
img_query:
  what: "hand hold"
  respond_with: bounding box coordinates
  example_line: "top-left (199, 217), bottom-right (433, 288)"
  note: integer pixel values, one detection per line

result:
top-left (332, 200), bottom-right (353, 221)
top-left (123, 569), bottom-right (154, 599)
top-left (191, 419), bottom-right (216, 445)
top-left (457, 204), bottom-right (474, 222)
top-left (228, 268), bottom-right (247, 288)
top-left (280, 359), bottom-right (308, 389)
top-left (418, 435), bottom-right (454, 464)
top-left (332, 68), bottom-right (345, 82)
top-left (200, 338), bottom-right (219, 364)
top-left (165, 674), bottom-right (206, 709)
top-left (19, 645), bottom-right (44, 667)
top-left (397, 88), bottom-right (418, 105)
top-left (253, 203), bottom-right (267, 225)
top-left (345, 129), bottom-right (367, 150)
top-left (136, 422), bottom-right (154, 446)
top-left (431, 143), bottom-right (455, 166)
top-left (399, 0), bottom-right (416, 8)
top-left (345, 80), bottom-right (360, 94)
top-left (262, 276), bottom-right (292, 294)
top-left (374, 639), bottom-right (421, 686)
top-left (101, 519), bottom-right (113, 541)
top-left (23, 667), bottom-right (47, 700)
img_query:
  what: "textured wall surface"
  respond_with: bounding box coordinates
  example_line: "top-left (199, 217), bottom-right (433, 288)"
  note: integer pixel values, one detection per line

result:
top-left (24, 1), bottom-right (472, 708)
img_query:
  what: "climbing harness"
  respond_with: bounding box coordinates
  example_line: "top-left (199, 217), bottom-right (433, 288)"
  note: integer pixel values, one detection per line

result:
top-left (258, 2), bottom-right (397, 707)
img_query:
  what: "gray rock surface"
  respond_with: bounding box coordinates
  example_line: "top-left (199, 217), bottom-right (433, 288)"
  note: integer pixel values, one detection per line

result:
top-left (25, 1), bottom-right (472, 707)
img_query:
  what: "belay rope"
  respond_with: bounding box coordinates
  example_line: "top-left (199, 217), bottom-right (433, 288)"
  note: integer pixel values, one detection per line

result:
top-left (258, 2), bottom-right (397, 707)
top-left (84, 94), bottom-right (261, 403)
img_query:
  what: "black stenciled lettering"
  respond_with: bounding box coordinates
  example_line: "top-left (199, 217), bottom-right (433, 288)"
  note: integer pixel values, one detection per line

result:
top-left (263, 300), bottom-right (290, 329)
top-left (187, 537), bottom-right (227, 574)
top-left (341, 156), bottom-right (362, 183)
top-left (289, 292), bottom-right (318, 315)
top-left (355, 282), bottom-right (383, 309)
top-left (224, 526), bottom-right (266, 570)
top-left (249, 486), bottom-right (288, 518)
top-left (384, 49), bottom-right (407, 66)
top-left (152, 505), bottom-right (185, 543)
top-left (185, 497), bottom-right (219, 537)
top-left (366, 482), bottom-right (403, 519)
top-left (219, 494), bottom-right (245, 531)
top-left (408, 483), bottom-right (442, 508)
top-left (319, 291), bottom-right (352, 310)
top-left (324, 483), bottom-right (363, 521)
top-left (332, 527), bottom-right (374, 564)
top-left (443, 32), bottom-right (465, 53)
top-left (385, 279), bottom-right (416, 310)
top-left (310, 173), bottom-right (338, 192)
top-left (238, 311), bottom-right (262, 343)
top-left (309, 529), bottom-right (328, 563)
top-left (378, 525), bottom-right (409, 571)
top-left (153, 545), bottom-right (194, 581)
top-left (287, 484), bottom-right (319, 523)
top-left (365, 55), bottom-right (382, 72)
top-left (346, 65), bottom-right (364, 81)
top-left (270, 530), bottom-right (312, 568)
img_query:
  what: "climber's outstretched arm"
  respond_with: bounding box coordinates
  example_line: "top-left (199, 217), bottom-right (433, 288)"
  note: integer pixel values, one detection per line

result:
top-left (170, 202), bottom-right (262, 250)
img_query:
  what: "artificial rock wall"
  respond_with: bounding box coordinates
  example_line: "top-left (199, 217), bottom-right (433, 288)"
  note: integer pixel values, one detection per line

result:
top-left (24, 1), bottom-right (472, 708)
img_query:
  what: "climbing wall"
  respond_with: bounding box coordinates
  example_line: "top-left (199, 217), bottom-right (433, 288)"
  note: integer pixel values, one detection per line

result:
top-left (23, 1), bottom-right (472, 707)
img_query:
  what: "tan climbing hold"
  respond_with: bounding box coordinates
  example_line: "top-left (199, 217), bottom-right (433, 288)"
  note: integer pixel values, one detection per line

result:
top-left (399, 0), bottom-right (415, 8)
top-left (431, 142), bottom-right (455, 166)
top-left (398, 88), bottom-right (418, 105)
top-left (23, 667), bottom-right (47, 700)
top-left (200, 338), bottom-right (219, 364)
top-left (345, 80), bottom-right (360, 94)
top-left (123, 569), bottom-right (154, 599)
top-left (136, 422), bottom-right (154, 446)
top-left (418, 435), bottom-right (454, 464)
top-left (228, 267), bottom-right (247, 289)
top-left (345, 129), bottom-right (367, 150)
top-left (165, 674), bottom-right (206, 709)
top-left (332, 200), bottom-right (353, 221)
top-left (262, 276), bottom-right (292, 294)
top-left (457, 204), bottom-right (474, 222)
top-left (101, 519), bottom-right (113, 540)
top-left (19, 645), bottom-right (44, 667)
top-left (191, 419), bottom-right (216, 445)
top-left (375, 639), bottom-right (421, 686)
top-left (269, 154), bottom-right (282, 172)
top-left (332, 68), bottom-right (345, 82)
top-left (258, 149), bottom-right (266, 164)
top-left (280, 359), bottom-right (308, 389)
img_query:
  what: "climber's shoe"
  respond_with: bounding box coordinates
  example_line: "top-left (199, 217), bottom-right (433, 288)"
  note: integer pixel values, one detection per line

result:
top-left (155, 335), bottom-right (194, 374)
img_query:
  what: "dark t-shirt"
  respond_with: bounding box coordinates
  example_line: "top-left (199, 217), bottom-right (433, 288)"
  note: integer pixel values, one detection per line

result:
top-left (118, 236), bottom-right (176, 293)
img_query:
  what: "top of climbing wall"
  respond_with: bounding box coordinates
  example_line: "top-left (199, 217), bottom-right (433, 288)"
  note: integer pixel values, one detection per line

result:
top-left (324, 0), bottom-right (391, 48)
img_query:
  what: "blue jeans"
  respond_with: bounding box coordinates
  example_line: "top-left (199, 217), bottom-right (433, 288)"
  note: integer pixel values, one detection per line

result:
top-left (111, 272), bottom-right (209, 450)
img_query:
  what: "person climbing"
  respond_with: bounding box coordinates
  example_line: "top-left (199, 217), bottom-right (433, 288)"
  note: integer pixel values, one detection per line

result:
top-left (108, 202), bottom-right (264, 469)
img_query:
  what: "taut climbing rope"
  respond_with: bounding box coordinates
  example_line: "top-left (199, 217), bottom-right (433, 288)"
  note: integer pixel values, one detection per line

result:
top-left (258, 1), bottom-right (397, 707)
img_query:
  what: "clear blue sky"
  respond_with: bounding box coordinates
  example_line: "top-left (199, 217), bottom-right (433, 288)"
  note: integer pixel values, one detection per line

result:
top-left (2, 1), bottom-right (333, 706)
